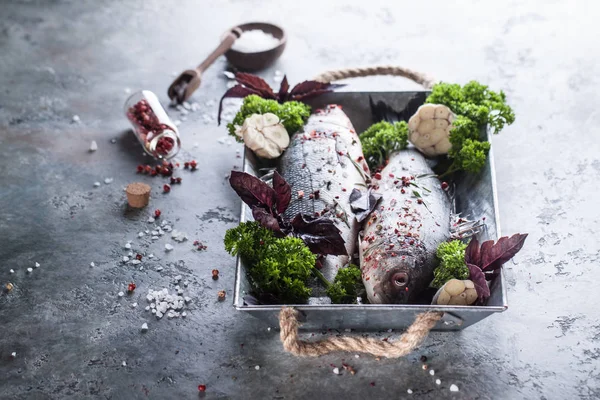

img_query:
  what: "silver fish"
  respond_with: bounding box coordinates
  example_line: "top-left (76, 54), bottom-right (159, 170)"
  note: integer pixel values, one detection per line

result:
top-left (278, 105), bottom-right (369, 282)
top-left (359, 149), bottom-right (451, 304)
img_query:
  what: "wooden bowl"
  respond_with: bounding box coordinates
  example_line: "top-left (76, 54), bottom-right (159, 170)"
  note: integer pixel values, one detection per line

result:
top-left (224, 22), bottom-right (286, 71)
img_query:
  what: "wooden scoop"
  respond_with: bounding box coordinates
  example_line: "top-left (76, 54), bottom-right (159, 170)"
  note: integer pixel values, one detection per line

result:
top-left (168, 27), bottom-right (243, 104)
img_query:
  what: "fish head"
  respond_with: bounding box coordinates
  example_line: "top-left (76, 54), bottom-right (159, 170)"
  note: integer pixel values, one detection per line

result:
top-left (368, 254), bottom-right (426, 304)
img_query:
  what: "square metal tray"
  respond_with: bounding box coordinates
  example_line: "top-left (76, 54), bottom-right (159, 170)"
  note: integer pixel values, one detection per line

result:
top-left (233, 91), bottom-right (507, 331)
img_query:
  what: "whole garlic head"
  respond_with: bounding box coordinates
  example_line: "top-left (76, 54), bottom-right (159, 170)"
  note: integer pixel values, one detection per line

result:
top-left (408, 104), bottom-right (455, 157)
top-left (237, 113), bottom-right (289, 159)
top-left (432, 279), bottom-right (478, 306)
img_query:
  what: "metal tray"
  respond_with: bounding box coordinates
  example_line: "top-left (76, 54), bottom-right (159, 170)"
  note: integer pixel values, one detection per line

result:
top-left (233, 91), bottom-right (507, 331)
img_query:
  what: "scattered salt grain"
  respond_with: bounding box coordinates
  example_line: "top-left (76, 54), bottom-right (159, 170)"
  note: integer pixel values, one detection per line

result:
top-left (184, 296), bottom-right (192, 304)
top-left (151, 236), bottom-right (159, 240)
top-left (267, 327), bottom-right (271, 332)
top-left (450, 384), bottom-right (459, 392)
top-left (11, 352), bottom-right (16, 358)
top-left (147, 217), bottom-right (155, 223)
top-left (9, 269), bottom-right (14, 274)
top-left (333, 367), bottom-right (340, 375)
top-left (138, 232), bottom-right (144, 238)
top-left (151, 309), bottom-right (156, 314)
top-left (429, 369), bottom-right (435, 376)
top-left (141, 323), bottom-right (148, 332)
top-left (156, 311), bottom-right (163, 319)
top-left (156, 266), bottom-right (163, 272)
top-left (165, 244), bottom-right (174, 252)
top-left (131, 260), bottom-right (141, 265)
top-left (223, 71), bottom-right (235, 79)
top-left (89, 141), bottom-right (98, 152)
top-left (145, 306), bottom-right (150, 311)
top-left (104, 178), bottom-right (113, 184)
top-left (173, 119), bottom-right (181, 126)
top-left (122, 361), bottom-right (127, 367)
top-left (273, 75), bottom-right (283, 83)
top-left (110, 138), bottom-right (117, 144)
top-left (124, 87), bottom-right (131, 94)
top-left (407, 389), bottom-right (413, 394)
top-left (93, 182), bottom-right (101, 187)
top-left (131, 302), bottom-right (138, 308)
top-left (90, 262), bottom-right (95, 267)
top-left (231, 29), bottom-right (280, 53)
top-left (174, 275), bottom-right (182, 282)
top-left (181, 312), bottom-right (187, 318)
top-left (355, 355), bottom-right (360, 359)
top-left (436, 379), bottom-right (441, 385)
top-left (255, 365), bottom-right (260, 370)
top-left (148, 254), bottom-right (154, 259)
top-left (72, 115), bottom-right (80, 123)
top-left (183, 280), bottom-right (189, 287)
top-left (123, 256), bottom-right (129, 262)
top-left (26, 267), bottom-right (33, 273)
top-left (35, 262), bottom-right (40, 268)
top-left (118, 291), bottom-right (124, 297)
top-left (124, 243), bottom-right (132, 250)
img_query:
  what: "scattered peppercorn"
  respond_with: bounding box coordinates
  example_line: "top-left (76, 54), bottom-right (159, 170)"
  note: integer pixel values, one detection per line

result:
top-left (217, 290), bottom-right (226, 301)
top-left (154, 209), bottom-right (161, 218)
top-left (422, 364), bottom-right (428, 370)
top-left (170, 177), bottom-right (177, 184)
top-left (420, 355), bottom-right (428, 363)
top-left (176, 177), bottom-right (182, 184)
top-left (441, 181), bottom-right (449, 191)
top-left (127, 283), bottom-right (136, 293)
top-left (198, 384), bottom-right (206, 392)
top-left (189, 160), bottom-right (198, 170)
top-left (144, 165), bottom-right (152, 174)
top-left (163, 184), bottom-right (171, 193)
top-left (5, 282), bottom-right (13, 292)
top-left (135, 254), bottom-right (142, 261)
top-left (212, 269), bottom-right (219, 280)
top-left (184, 162), bottom-right (189, 169)
top-left (137, 165), bottom-right (144, 173)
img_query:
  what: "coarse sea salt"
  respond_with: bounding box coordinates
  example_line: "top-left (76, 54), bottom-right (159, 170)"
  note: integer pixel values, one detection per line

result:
top-left (231, 29), bottom-right (280, 53)
top-left (93, 182), bottom-right (101, 187)
top-left (450, 384), bottom-right (459, 392)
top-left (89, 141), bottom-right (98, 152)
top-left (165, 244), bottom-right (174, 252)
top-left (436, 379), bottom-right (441, 385)
top-left (407, 389), bottom-right (413, 394)
top-left (141, 323), bottom-right (148, 332)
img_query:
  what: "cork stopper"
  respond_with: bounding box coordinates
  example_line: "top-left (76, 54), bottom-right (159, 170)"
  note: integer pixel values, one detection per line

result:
top-left (126, 182), bottom-right (151, 208)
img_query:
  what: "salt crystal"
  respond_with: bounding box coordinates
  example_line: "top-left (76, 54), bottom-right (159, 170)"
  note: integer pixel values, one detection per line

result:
top-left (122, 361), bottom-right (127, 367)
top-left (131, 260), bottom-right (141, 265)
top-left (93, 182), bottom-right (101, 187)
top-left (191, 102), bottom-right (201, 111)
top-left (267, 327), bottom-right (271, 332)
top-left (273, 75), bottom-right (283, 83)
top-left (150, 303), bottom-right (155, 308)
top-left (182, 101), bottom-right (191, 110)
top-left (436, 379), bottom-right (441, 385)
top-left (145, 306), bottom-right (150, 311)
top-left (255, 365), bottom-right (260, 370)
top-left (9, 269), bottom-right (14, 274)
top-left (151, 230), bottom-right (158, 236)
top-left (151, 309), bottom-right (156, 314)
top-left (26, 267), bottom-right (33, 273)
top-left (131, 302), bottom-right (138, 308)
top-left (72, 115), bottom-right (80, 123)
top-left (90, 262), bottom-right (95, 267)
top-left (147, 217), bottom-right (155, 223)
top-left (104, 178), bottom-right (113, 184)
top-left (35, 262), bottom-right (40, 268)
top-left (180, 109), bottom-right (188, 116)
top-left (193, 142), bottom-right (199, 148)
top-left (175, 285), bottom-right (180, 290)
top-left (223, 71), bottom-right (235, 79)
top-left (407, 389), bottom-right (413, 394)
top-left (344, 328), bottom-right (352, 333)
top-left (118, 291), bottom-right (124, 297)
top-left (177, 289), bottom-right (183, 295)
top-left (354, 355), bottom-right (360, 358)
top-left (156, 266), bottom-right (163, 272)
top-left (124, 87), bottom-right (131, 94)
top-left (123, 256), bottom-right (129, 262)
top-left (174, 275), bottom-right (182, 281)
top-left (128, 251), bottom-right (133, 256)
top-left (124, 243), bottom-right (132, 249)
top-left (184, 296), bottom-right (192, 303)
top-left (144, 230), bottom-right (149, 234)
top-left (110, 138), bottom-right (117, 144)
top-left (174, 119), bottom-right (181, 126)
top-left (231, 29), bottom-right (280, 53)
top-left (165, 244), bottom-right (174, 252)
top-left (151, 236), bottom-right (159, 240)
top-left (148, 254), bottom-right (154, 259)
top-left (156, 311), bottom-right (163, 319)
top-left (387, 329), bottom-right (393, 333)
top-left (181, 312), bottom-right (187, 318)
top-left (11, 352), bottom-right (16, 358)
top-left (217, 137), bottom-right (228, 144)
top-left (183, 281), bottom-right (189, 287)
top-left (138, 232), bottom-right (144, 238)
top-left (332, 367), bottom-right (340, 375)
top-left (429, 369), bottom-right (435, 376)
top-left (141, 323), bottom-right (148, 332)
top-left (89, 141), bottom-right (98, 152)
top-left (450, 384), bottom-right (459, 392)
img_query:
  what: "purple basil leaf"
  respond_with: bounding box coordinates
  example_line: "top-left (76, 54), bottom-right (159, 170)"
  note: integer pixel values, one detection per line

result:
top-left (277, 75), bottom-right (290, 102)
top-left (467, 263), bottom-right (490, 302)
top-left (480, 233), bottom-right (528, 271)
top-left (464, 237), bottom-right (480, 266)
top-left (290, 88), bottom-right (337, 102)
top-left (272, 171), bottom-right (291, 214)
top-left (252, 207), bottom-right (281, 232)
top-left (229, 171), bottom-right (277, 210)
top-left (290, 214), bottom-right (347, 256)
top-left (217, 85), bottom-right (258, 125)
top-left (289, 80), bottom-right (332, 96)
top-left (349, 188), bottom-right (382, 223)
top-left (235, 72), bottom-right (276, 98)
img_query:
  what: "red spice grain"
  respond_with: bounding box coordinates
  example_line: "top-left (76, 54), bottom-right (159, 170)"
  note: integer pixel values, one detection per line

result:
top-left (198, 384), bottom-right (206, 392)
top-left (163, 184), bottom-right (171, 193)
top-left (212, 269), bottom-right (219, 280)
top-left (154, 209), bottom-right (161, 218)
top-left (127, 282), bottom-right (136, 293)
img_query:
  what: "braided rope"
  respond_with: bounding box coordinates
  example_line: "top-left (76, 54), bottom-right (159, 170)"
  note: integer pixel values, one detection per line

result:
top-left (279, 307), bottom-right (442, 358)
top-left (314, 65), bottom-right (436, 89)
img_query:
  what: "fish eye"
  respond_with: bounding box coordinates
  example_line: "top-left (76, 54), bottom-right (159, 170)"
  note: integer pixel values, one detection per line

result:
top-left (393, 272), bottom-right (409, 287)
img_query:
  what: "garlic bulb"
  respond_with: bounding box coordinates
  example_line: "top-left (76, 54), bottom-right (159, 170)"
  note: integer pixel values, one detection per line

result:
top-left (432, 279), bottom-right (478, 306)
top-left (408, 104), bottom-right (455, 157)
top-left (237, 113), bottom-right (289, 159)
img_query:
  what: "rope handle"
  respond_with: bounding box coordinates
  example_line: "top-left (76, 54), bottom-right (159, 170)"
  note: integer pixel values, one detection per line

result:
top-left (313, 65), bottom-right (436, 89)
top-left (279, 307), bottom-right (443, 358)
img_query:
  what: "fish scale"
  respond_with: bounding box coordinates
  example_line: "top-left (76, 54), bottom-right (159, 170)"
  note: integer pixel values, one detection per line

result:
top-left (278, 105), bottom-right (369, 282)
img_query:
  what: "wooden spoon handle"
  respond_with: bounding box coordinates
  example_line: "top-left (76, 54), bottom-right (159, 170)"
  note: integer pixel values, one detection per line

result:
top-left (197, 28), bottom-right (242, 73)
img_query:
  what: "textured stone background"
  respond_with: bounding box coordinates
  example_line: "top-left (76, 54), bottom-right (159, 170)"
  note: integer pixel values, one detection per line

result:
top-left (0, 0), bottom-right (598, 399)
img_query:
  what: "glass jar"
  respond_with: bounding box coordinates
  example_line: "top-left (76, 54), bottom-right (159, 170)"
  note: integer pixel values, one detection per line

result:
top-left (124, 90), bottom-right (181, 159)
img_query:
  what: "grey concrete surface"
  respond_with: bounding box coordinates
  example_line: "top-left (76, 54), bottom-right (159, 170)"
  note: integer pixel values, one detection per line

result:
top-left (0, 0), bottom-right (598, 399)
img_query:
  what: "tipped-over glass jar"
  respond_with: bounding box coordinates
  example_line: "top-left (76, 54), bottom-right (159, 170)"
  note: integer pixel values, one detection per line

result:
top-left (124, 90), bottom-right (181, 159)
